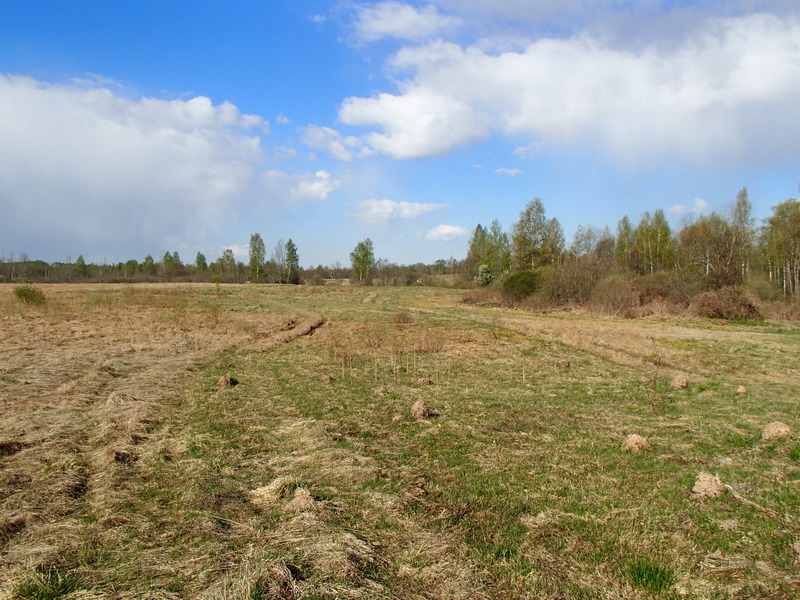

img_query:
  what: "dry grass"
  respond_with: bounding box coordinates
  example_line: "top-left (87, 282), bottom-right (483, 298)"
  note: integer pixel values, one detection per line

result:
top-left (1, 283), bottom-right (798, 599)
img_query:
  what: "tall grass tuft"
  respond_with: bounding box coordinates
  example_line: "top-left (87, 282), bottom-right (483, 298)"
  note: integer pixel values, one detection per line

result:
top-left (13, 285), bottom-right (47, 306)
top-left (627, 558), bottom-right (675, 594)
top-left (14, 565), bottom-right (81, 600)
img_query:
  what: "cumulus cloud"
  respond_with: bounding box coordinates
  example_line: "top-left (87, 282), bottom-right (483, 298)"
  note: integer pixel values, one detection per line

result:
top-left (300, 124), bottom-right (366, 161)
top-left (667, 198), bottom-right (709, 216)
top-left (494, 167), bottom-right (522, 178)
top-left (0, 75), bottom-right (269, 260)
top-left (350, 199), bottom-right (447, 224)
top-left (340, 87), bottom-right (489, 159)
top-left (339, 13), bottom-right (800, 166)
top-left (353, 1), bottom-right (461, 43)
top-left (263, 170), bottom-right (341, 202)
top-left (424, 224), bottom-right (469, 241)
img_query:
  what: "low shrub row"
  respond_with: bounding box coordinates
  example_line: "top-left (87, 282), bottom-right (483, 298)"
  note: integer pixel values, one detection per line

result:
top-left (463, 270), bottom-right (794, 321)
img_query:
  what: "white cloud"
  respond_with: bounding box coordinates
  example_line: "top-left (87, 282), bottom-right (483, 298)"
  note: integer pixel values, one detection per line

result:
top-left (350, 199), bottom-right (447, 224)
top-left (226, 244), bottom-right (251, 263)
top-left (300, 124), bottom-right (366, 161)
top-left (0, 75), bottom-right (268, 259)
top-left (353, 1), bottom-right (461, 43)
top-left (263, 169), bottom-right (341, 202)
top-left (275, 114), bottom-right (292, 124)
top-left (339, 13), bottom-right (800, 166)
top-left (424, 224), bottom-right (469, 241)
top-left (494, 167), bottom-right (522, 178)
top-left (340, 87), bottom-right (489, 159)
top-left (667, 198), bottom-right (709, 216)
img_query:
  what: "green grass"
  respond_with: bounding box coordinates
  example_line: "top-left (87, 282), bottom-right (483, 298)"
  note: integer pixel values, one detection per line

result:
top-left (2, 283), bottom-right (798, 599)
top-left (13, 566), bottom-right (81, 600)
top-left (626, 558), bottom-right (676, 594)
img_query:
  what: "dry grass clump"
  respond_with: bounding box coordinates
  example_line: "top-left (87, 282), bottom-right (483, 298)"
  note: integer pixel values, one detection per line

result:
top-left (761, 421), bottom-right (791, 440)
top-left (670, 374), bottom-right (689, 390)
top-left (217, 374), bottom-right (239, 387)
top-left (201, 559), bottom-right (299, 600)
top-left (283, 488), bottom-right (318, 513)
top-left (690, 286), bottom-right (763, 320)
top-left (762, 297), bottom-right (800, 321)
top-left (250, 476), bottom-right (302, 508)
top-left (461, 288), bottom-right (511, 307)
top-left (410, 399), bottom-right (432, 420)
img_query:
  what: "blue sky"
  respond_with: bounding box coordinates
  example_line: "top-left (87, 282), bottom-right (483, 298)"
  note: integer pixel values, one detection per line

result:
top-left (1, 1), bottom-right (799, 268)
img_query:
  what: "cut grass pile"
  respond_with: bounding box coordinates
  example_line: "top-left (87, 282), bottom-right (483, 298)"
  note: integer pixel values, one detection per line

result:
top-left (0, 283), bottom-right (797, 599)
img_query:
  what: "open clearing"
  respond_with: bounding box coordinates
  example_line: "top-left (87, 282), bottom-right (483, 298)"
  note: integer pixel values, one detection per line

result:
top-left (1, 283), bottom-right (798, 599)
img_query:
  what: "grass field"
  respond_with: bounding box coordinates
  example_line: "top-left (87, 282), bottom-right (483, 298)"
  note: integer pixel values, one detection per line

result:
top-left (0, 283), bottom-right (798, 599)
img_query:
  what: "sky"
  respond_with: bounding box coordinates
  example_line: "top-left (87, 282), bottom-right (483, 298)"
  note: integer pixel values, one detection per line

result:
top-left (1, 0), bottom-right (799, 268)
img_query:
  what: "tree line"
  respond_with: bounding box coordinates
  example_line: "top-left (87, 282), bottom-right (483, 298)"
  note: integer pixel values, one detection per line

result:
top-left (3, 188), bottom-right (797, 297)
top-left (0, 234), bottom-right (462, 286)
top-left (465, 188), bottom-right (800, 300)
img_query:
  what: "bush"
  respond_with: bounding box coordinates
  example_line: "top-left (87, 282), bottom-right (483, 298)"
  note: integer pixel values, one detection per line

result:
top-left (503, 270), bottom-right (543, 301)
top-left (746, 275), bottom-right (783, 303)
top-left (540, 260), bottom-right (604, 306)
top-left (475, 264), bottom-right (493, 287)
top-left (590, 274), bottom-right (640, 317)
top-left (638, 271), bottom-right (707, 306)
top-left (690, 286), bottom-right (762, 320)
top-left (13, 285), bottom-right (47, 306)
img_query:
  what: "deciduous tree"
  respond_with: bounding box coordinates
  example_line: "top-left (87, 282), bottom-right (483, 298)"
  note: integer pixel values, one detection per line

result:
top-left (761, 197), bottom-right (800, 295)
top-left (511, 198), bottom-right (563, 270)
top-left (249, 233), bottom-right (266, 283)
top-left (350, 238), bottom-right (375, 285)
top-left (271, 239), bottom-right (286, 283)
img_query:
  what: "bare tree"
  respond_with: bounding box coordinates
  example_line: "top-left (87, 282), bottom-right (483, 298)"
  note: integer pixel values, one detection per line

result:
top-left (271, 239), bottom-right (286, 283)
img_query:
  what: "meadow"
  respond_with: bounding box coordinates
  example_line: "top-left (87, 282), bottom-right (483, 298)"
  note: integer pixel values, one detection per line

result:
top-left (0, 283), bottom-right (798, 599)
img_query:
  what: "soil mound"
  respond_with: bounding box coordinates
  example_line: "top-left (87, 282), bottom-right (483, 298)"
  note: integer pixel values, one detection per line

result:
top-left (761, 421), bottom-right (791, 440)
top-left (670, 374), bottom-right (689, 390)
top-left (621, 434), bottom-right (649, 453)
top-left (693, 472), bottom-right (724, 500)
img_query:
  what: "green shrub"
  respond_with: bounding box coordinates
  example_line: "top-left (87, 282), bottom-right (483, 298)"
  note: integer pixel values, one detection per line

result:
top-left (475, 264), bottom-right (494, 287)
top-left (503, 270), bottom-right (543, 301)
top-left (746, 275), bottom-right (783, 302)
top-left (13, 285), bottom-right (47, 306)
top-left (627, 558), bottom-right (675, 594)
